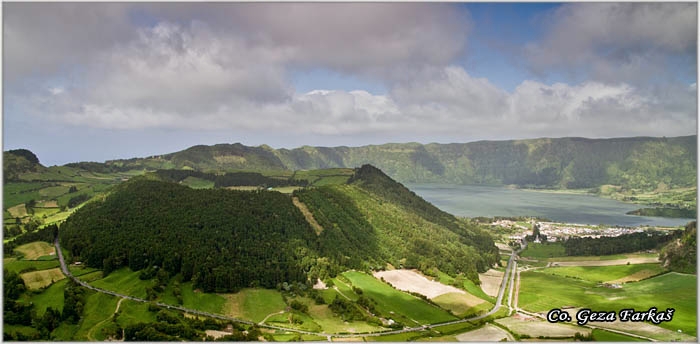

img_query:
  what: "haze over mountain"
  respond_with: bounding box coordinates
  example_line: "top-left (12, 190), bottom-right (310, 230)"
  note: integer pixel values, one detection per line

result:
top-left (66, 135), bottom-right (697, 191)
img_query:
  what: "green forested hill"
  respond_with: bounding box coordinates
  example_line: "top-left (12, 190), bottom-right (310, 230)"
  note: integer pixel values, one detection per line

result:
top-left (4, 149), bottom-right (45, 182)
top-left (58, 166), bottom-right (498, 292)
top-left (90, 135), bottom-right (696, 190)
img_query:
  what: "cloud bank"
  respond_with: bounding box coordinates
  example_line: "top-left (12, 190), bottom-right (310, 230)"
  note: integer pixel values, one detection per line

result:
top-left (4, 2), bottom-right (697, 151)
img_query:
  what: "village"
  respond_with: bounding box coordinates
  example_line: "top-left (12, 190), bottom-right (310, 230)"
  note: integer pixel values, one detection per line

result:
top-left (491, 219), bottom-right (648, 242)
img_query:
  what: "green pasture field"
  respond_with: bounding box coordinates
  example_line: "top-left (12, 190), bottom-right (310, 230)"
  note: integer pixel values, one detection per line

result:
top-left (68, 265), bottom-right (99, 277)
top-left (181, 176), bottom-right (215, 189)
top-left (293, 168), bottom-right (354, 186)
top-left (14, 241), bottom-right (55, 260)
top-left (72, 291), bottom-right (119, 340)
top-left (545, 252), bottom-right (659, 262)
top-left (28, 278), bottom-right (68, 317)
top-left (518, 271), bottom-right (696, 337)
top-left (436, 271), bottom-right (496, 303)
top-left (3, 324), bottom-right (41, 340)
top-left (342, 271), bottom-right (457, 326)
top-left (180, 282), bottom-right (227, 314)
top-left (266, 311), bottom-right (323, 332)
top-left (307, 301), bottom-right (387, 334)
top-left (521, 242), bottom-right (566, 258)
top-left (591, 329), bottom-right (648, 342)
top-left (541, 263), bottom-right (665, 283)
top-left (332, 276), bottom-right (361, 301)
top-left (225, 288), bottom-right (287, 323)
top-left (115, 299), bottom-right (157, 328)
top-left (4, 257), bottom-right (60, 274)
top-left (90, 268), bottom-right (152, 300)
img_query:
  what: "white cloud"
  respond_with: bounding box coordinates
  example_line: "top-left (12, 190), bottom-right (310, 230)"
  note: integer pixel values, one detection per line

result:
top-left (524, 3), bottom-right (697, 84)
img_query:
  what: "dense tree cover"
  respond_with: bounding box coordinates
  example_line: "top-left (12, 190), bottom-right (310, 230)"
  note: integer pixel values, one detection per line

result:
top-left (3, 270), bottom-right (32, 326)
top-left (660, 222), bottom-right (697, 274)
top-left (626, 207), bottom-right (696, 219)
top-left (295, 165), bottom-right (498, 282)
top-left (61, 180), bottom-right (319, 292)
top-left (59, 164), bottom-right (499, 292)
top-left (67, 194), bottom-right (91, 208)
top-left (562, 230), bottom-right (676, 256)
top-left (83, 135), bottom-right (695, 191)
top-left (348, 165), bottom-right (499, 273)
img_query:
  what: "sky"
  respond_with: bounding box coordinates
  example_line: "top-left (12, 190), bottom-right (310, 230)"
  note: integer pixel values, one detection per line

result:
top-left (3, 2), bottom-right (698, 166)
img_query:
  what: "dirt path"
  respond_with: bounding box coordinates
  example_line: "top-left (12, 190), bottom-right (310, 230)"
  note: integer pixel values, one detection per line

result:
top-left (292, 197), bottom-right (324, 235)
top-left (259, 311), bottom-right (285, 325)
top-left (87, 297), bottom-right (125, 341)
top-left (334, 286), bottom-right (352, 301)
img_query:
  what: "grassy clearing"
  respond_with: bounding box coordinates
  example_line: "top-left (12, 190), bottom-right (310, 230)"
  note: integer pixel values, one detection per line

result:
top-left (342, 271), bottom-right (456, 325)
top-left (181, 176), bottom-right (215, 189)
top-left (14, 241), bottom-right (55, 260)
top-left (308, 303), bottom-right (386, 334)
top-left (72, 292), bottom-right (119, 340)
top-left (3, 324), bottom-right (41, 340)
top-left (519, 271), bottom-right (696, 336)
top-left (545, 252), bottom-right (659, 262)
top-left (4, 257), bottom-right (60, 274)
top-left (69, 265), bottom-right (99, 277)
top-left (180, 282), bottom-right (226, 314)
top-left (115, 299), bottom-right (157, 326)
top-left (90, 268), bottom-right (151, 299)
top-left (435, 271), bottom-right (494, 303)
top-left (20, 267), bottom-right (65, 289)
top-left (541, 263), bottom-right (665, 283)
top-left (29, 278), bottom-right (68, 317)
top-left (521, 242), bottom-right (566, 259)
top-left (591, 329), bottom-right (648, 341)
top-left (220, 288), bottom-right (287, 323)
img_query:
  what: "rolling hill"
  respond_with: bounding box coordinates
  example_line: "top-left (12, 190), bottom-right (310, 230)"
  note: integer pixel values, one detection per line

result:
top-left (58, 165), bottom-right (499, 293)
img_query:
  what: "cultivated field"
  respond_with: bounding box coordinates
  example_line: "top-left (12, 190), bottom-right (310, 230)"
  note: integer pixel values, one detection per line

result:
top-left (518, 270), bottom-right (696, 339)
top-left (20, 267), bottom-right (65, 289)
top-left (373, 269), bottom-right (466, 299)
top-left (455, 324), bottom-right (514, 342)
top-left (496, 314), bottom-right (591, 338)
top-left (432, 292), bottom-right (490, 317)
top-left (7, 204), bottom-right (27, 218)
top-left (564, 307), bottom-right (696, 342)
top-left (541, 263), bottom-right (665, 283)
top-left (478, 269), bottom-right (504, 297)
top-left (550, 257), bottom-right (660, 266)
top-left (14, 241), bottom-right (56, 260)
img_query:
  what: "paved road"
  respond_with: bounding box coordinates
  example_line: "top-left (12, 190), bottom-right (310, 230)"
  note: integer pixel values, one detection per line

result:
top-left (54, 237), bottom-right (519, 338)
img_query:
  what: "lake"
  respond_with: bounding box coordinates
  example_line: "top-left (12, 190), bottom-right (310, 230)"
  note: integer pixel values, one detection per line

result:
top-left (405, 183), bottom-right (695, 227)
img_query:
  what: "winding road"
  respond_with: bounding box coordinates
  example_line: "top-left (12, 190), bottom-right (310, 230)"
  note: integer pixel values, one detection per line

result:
top-left (54, 237), bottom-right (520, 339)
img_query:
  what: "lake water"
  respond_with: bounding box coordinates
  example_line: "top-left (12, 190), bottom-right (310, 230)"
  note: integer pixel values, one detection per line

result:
top-left (405, 183), bottom-right (695, 227)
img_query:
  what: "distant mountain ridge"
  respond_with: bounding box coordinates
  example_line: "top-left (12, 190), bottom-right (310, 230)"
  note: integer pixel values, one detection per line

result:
top-left (89, 135), bottom-right (696, 190)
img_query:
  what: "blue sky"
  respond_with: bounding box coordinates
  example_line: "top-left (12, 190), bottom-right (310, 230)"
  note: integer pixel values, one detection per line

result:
top-left (3, 3), bottom-right (697, 166)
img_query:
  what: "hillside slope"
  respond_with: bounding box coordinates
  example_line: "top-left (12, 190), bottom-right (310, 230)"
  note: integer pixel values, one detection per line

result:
top-left (59, 165), bottom-right (498, 292)
top-left (85, 135), bottom-right (696, 190)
